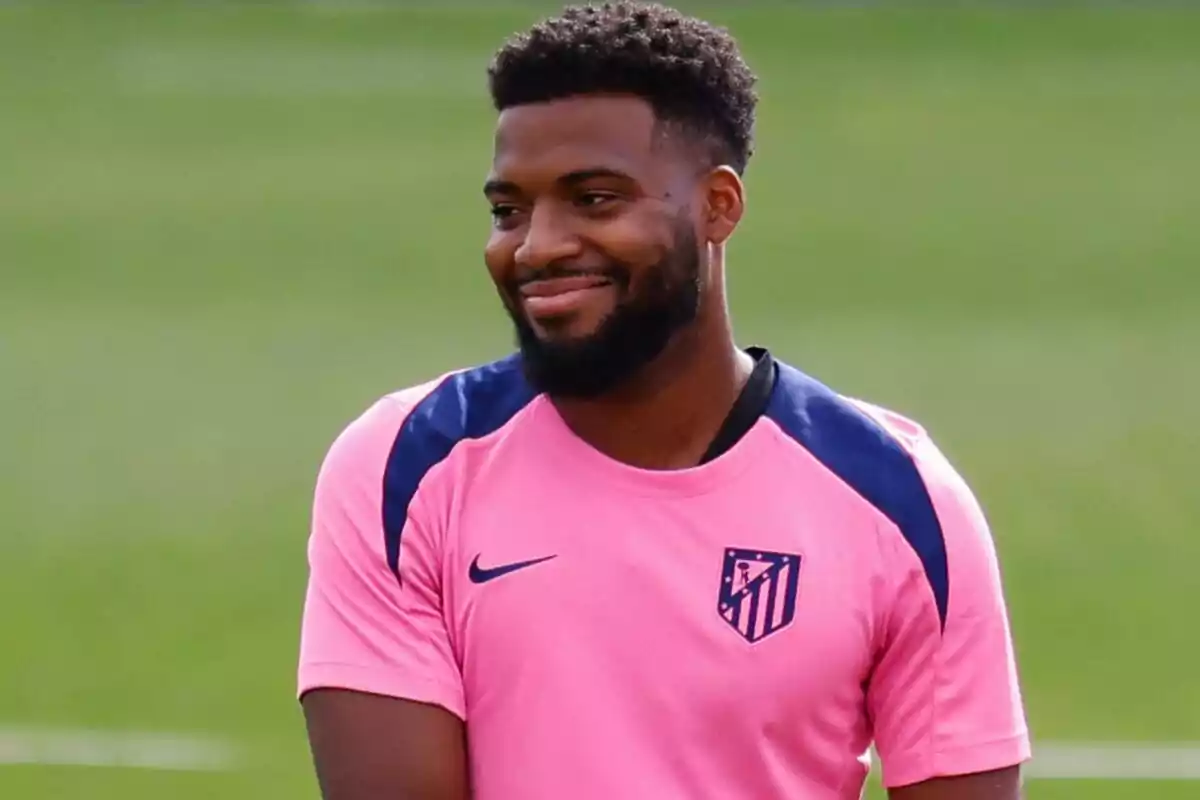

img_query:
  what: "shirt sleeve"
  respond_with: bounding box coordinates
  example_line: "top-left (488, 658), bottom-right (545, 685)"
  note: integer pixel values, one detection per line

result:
top-left (867, 435), bottom-right (1031, 788)
top-left (296, 396), bottom-right (466, 719)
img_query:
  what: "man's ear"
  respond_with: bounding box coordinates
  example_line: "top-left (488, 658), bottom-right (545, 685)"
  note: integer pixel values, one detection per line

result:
top-left (702, 166), bottom-right (746, 245)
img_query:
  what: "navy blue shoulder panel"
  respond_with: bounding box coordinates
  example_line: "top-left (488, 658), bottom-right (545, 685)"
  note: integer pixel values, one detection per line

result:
top-left (765, 362), bottom-right (950, 628)
top-left (381, 354), bottom-right (537, 579)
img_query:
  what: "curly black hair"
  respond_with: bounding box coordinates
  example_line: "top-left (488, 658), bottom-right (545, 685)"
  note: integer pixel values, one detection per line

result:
top-left (487, 2), bottom-right (758, 175)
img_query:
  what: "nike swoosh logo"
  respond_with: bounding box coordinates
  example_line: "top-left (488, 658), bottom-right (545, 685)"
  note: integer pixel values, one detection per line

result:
top-left (468, 554), bottom-right (557, 584)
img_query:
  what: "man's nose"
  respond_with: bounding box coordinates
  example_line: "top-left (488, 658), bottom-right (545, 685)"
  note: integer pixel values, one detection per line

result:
top-left (513, 204), bottom-right (583, 272)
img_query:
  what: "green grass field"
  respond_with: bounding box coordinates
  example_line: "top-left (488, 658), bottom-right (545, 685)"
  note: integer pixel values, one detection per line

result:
top-left (2, 3), bottom-right (1198, 798)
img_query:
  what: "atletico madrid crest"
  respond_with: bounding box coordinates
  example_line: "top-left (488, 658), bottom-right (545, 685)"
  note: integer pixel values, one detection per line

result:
top-left (717, 548), bottom-right (801, 643)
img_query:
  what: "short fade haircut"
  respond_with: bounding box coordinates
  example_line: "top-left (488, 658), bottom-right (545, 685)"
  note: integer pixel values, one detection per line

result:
top-left (487, 2), bottom-right (758, 175)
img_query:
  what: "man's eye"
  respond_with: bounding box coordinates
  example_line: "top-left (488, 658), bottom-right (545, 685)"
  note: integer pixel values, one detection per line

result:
top-left (490, 205), bottom-right (525, 227)
top-left (577, 192), bottom-right (617, 208)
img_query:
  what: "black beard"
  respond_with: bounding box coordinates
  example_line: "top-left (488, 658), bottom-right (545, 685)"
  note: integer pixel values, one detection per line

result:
top-left (508, 227), bottom-right (702, 399)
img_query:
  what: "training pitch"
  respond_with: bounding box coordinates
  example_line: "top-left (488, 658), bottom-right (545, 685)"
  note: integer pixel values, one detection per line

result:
top-left (1, 3), bottom-right (1197, 798)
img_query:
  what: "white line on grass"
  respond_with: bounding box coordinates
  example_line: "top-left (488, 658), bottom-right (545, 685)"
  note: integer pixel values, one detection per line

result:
top-left (0, 727), bottom-right (238, 772)
top-left (1028, 742), bottom-right (1200, 781)
top-left (2, 728), bottom-right (1198, 780)
top-left (861, 741), bottom-right (1200, 781)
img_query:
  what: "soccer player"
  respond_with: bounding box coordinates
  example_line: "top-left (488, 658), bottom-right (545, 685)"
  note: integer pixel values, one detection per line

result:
top-left (297, 3), bottom-right (1031, 799)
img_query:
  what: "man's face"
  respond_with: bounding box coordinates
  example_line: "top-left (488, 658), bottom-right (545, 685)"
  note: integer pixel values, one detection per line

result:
top-left (483, 95), bottom-right (706, 398)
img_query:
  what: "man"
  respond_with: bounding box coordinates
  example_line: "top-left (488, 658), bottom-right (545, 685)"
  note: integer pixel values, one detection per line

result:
top-left (297, 3), bottom-right (1031, 799)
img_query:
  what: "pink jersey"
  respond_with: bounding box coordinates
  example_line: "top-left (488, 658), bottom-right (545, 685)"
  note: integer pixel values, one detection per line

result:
top-left (297, 354), bottom-right (1030, 798)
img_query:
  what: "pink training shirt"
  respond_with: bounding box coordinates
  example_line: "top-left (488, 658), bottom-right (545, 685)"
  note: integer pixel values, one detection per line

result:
top-left (297, 353), bottom-right (1030, 798)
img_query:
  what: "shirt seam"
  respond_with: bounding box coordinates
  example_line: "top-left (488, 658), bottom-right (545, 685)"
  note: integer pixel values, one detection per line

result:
top-left (299, 663), bottom-right (464, 702)
top-left (300, 662), bottom-right (460, 684)
top-left (933, 731), bottom-right (1030, 757)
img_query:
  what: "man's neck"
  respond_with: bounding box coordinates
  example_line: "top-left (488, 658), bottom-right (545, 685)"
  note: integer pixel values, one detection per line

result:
top-left (549, 324), bottom-right (756, 471)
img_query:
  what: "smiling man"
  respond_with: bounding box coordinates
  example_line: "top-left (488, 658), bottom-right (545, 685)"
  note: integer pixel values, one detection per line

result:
top-left (297, 4), bottom-right (1031, 799)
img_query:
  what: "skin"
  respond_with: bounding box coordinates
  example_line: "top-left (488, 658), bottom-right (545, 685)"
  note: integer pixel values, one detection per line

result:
top-left (302, 93), bottom-right (1023, 799)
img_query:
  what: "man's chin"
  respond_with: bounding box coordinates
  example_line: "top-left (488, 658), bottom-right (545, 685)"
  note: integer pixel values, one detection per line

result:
top-left (512, 329), bottom-right (613, 397)
top-left (517, 330), bottom-right (600, 363)
top-left (523, 313), bottom-right (610, 346)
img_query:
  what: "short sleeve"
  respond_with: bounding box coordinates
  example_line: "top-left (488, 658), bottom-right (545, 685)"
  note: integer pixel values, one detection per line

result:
top-left (297, 396), bottom-right (466, 719)
top-left (868, 437), bottom-right (1030, 788)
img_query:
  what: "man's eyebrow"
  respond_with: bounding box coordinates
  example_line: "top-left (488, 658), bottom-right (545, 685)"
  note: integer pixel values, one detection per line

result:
top-left (558, 168), bottom-right (636, 186)
top-left (483, 168), bottom-right (637, 197)
top-left (482, 178), bottom-right (519, 196)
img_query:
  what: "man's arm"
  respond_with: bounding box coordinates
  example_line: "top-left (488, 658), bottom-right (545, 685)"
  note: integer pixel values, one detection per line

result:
top-left (303, 691), bottom-right (469, 800)
top-left (859, 407), bottom-right (1030, 798)
top-left (297, 395), bottom-right (470, 800)
top-left (889, 766), bottom-right (1022, 800)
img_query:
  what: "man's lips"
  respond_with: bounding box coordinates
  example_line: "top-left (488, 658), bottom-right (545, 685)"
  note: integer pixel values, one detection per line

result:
top-left (518, 276), bottom-right (614, 318)
top-left (518, 275), bottom-right (613, 298)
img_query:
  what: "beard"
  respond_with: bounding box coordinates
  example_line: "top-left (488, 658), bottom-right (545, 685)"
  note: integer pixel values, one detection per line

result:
top-left (506, 222), bottom-right (702, 399)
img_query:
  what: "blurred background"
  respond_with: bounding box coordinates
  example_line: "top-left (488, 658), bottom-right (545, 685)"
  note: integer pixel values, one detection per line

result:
top-left (1, 1), bottom-right (1197, 798)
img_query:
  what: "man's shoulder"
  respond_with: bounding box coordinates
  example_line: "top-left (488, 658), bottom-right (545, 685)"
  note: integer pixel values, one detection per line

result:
top-left (766, 359), bottom-right (932, 457)
top-left (385, 352), bottom-right (539, 448)
top-left (372, 353), bottom-right (527, 414)
top-left (767, 357), bottom-right (984, 626)
top-left (322, 353), bottom-right (539, 478)
top-left (767, 358), bottom-right (955, 606)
